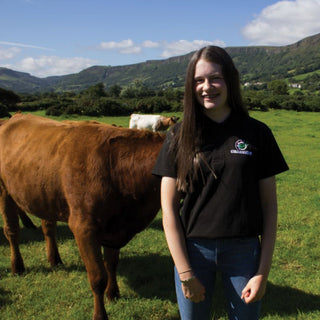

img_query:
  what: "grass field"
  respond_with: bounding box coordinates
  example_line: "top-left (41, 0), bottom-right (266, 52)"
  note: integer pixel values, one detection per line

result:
top-left (0, 110), bottom-right (320, 319)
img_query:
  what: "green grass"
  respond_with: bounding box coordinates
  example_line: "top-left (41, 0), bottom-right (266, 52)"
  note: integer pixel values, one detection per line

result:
top-left (1, 110), bottom-right (320, 319)
top-left (292, 69), bottom-right (320, 81)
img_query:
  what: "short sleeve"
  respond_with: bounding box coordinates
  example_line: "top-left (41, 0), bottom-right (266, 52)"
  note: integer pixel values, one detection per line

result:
top-left (152, 129), bottom-right (177, 178)
top-left (257, 125), bottom-right (289, 179)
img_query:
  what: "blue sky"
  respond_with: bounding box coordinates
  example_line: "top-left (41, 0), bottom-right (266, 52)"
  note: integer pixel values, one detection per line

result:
top-left (1, 0), bottom-right (320, 78)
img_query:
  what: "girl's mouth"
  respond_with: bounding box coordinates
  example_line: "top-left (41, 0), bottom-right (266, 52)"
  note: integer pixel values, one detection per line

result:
top-left (203, 93), bottom-right (219, 99)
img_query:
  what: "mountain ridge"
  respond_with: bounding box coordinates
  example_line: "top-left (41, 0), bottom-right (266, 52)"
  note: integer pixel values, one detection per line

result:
top-left (1, 33), bottom-right (320, 93)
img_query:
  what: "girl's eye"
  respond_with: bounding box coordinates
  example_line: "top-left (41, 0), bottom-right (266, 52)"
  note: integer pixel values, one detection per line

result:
top-left (194, 78), bottom-right (204, 84)
top-left (194, 76), bottom-right (223, 84)
top-left (210, 76), bottom-right (223, 81)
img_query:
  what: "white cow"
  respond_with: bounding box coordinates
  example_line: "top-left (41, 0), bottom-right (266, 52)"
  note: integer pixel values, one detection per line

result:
top-left (129, 114), bottom-right (179, 132)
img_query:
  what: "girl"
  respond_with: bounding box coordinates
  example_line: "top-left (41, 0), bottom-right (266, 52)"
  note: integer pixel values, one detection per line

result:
top-left (152, 46), bottom-right (288, 320)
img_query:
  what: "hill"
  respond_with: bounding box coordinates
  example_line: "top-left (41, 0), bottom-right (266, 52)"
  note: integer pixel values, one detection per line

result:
top-left (0, 68), bottom-right (52, 93)
top-left (227, 33), bottom-right (320, 82)
top-left (1, 33), bottom-right (320, 93)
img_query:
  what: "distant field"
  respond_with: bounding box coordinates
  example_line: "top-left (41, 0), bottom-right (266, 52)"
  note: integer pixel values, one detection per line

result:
top-left (1, 110), bottom-right (319, 319)
top-left (293, 69), bottom-right (320, 80)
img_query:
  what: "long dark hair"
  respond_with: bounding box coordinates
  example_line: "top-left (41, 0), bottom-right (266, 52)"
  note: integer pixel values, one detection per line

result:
top-left (174, 46), bottom-right (248, 192)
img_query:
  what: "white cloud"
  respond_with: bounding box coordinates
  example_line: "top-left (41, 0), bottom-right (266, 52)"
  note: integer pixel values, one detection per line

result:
top-left (2, 38), bottom-right (228, 77)
top-left (242, 0), bottom-right (320, 45)
top-left (99, 39), bottom-right (141, 54)
top-left (6, 56), bottom-right (98, 78)
top-left (160, 40), bottom-right (226, 58)
top-left (0, 46), bottom-right (21, 60)
top-left (99, 39), bottom-right (134, 50)
top-left (142, 40), bottom-right (160, 48)
top-left (119, 46), bottom-right (141, 54)
top-left (97, 38), bottom-right (225, 58)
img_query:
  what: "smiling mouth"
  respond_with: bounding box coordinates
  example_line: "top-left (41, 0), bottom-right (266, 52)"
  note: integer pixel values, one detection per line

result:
top-left (203, 94), bottom-right (219, 99)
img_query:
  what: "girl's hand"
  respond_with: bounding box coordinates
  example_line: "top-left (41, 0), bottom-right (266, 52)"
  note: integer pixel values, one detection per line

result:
top-left (241, 274), bottom-right (267, 304)
top-left (181, 277), bottom-right (206, 303)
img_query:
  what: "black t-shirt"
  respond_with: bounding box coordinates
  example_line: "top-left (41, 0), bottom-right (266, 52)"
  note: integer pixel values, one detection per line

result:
top-left (152, 113), bottom-right (289, 239)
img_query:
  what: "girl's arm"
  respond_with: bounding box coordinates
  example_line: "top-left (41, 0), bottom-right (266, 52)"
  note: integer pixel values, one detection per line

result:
top-left (241, 175), bottom-right (278, 303)
top-left (161, 176), bottom-right (205, 303)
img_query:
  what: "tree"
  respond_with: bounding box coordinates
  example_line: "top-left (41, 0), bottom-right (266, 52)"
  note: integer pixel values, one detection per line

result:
top-left (267, 80), bottom-right (289, 95)
top-left (120, 80), bottom-right (154, 98)
top-left (0, 103), bottom-right (11, 117)
top-left (0, 87), bottom-right (20, 106)
top-left (107, 84), bottom-right (122, 98)
top-left (82, 83), bottom-right (106, 98)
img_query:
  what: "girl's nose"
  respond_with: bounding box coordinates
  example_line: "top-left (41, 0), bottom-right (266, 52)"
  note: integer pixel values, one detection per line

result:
top-left (203, 79), bottom-right (212, 90)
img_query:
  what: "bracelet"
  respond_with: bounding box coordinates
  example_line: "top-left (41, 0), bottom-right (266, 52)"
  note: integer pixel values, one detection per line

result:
top-left (180, 276), bottom-right (195, 284)
top-left (179, 269), bottom-right (193, 275)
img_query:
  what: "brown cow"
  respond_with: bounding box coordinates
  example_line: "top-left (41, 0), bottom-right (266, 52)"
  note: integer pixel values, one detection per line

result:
top-left (0, 116), bottom-right (37, 229)
top-left (0, 113), bottom-right (165, 320)
top-left (0, 118), bottom-right (8, 126)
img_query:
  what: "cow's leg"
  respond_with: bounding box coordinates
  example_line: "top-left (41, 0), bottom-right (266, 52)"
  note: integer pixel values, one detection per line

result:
top-left (0, 193), bottom-right (25, 274)
top-left (18, 211), bottom-right (37, 229)
top-left (103, 247), bottom-right (120, 300)
top-left (69, 216), bottom-right (108, 320)
top-left (41, 220), bottom-right (63, 267)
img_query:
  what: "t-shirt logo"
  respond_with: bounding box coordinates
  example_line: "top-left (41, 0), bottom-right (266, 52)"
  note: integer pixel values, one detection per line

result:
top-left (235, 139), bottom-right (248, 151)
top-left (230, 139), bottom-right (253, 155)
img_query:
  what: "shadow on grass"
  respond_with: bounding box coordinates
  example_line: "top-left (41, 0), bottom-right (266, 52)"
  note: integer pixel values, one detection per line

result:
top-left (117, 253), bottom-right (177, 302)
top-left (207, 277), bottom-right (320, 318)
top-left (261, 282), bottom-right (320, 317)
top-left (0, 223), bottom-right (74, 246)
top-left (2, 220), bottom-right (319, 318)
top-left (0, 259), bottom-right (86, 277)
top-left (0, 223), bottom-right (77, 274)
top-left (0, 287), bottom-right (11, 309)
top-left (148, 216), bottom-right (163, 231)
top-left (1, 249), bottom-right (319, 319)
top-left (118, 254), bottom-right (320, 318)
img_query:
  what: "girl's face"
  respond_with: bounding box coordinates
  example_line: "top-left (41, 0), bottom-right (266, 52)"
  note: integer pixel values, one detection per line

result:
top-left (194, 59), bottom-right (231, 122)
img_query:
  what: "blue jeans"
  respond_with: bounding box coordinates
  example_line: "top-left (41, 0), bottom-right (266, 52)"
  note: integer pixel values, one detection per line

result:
top-left (175, 237), bottom-right (261, 320)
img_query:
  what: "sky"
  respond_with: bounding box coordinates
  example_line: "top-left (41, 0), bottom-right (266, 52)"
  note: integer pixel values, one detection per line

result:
top-left (1, 0), bottom-right (320, 78)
